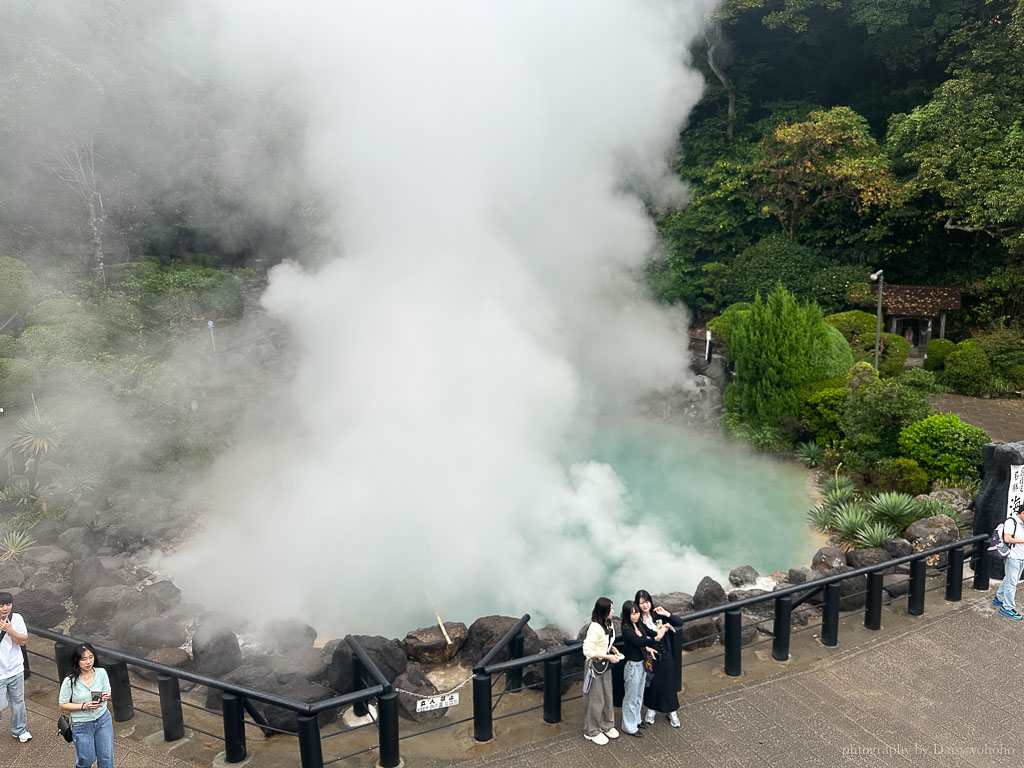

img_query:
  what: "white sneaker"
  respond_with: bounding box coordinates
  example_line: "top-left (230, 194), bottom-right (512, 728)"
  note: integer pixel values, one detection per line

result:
top-left (667, 712), bottom-right (680, 728)
top-left (644, 709), bottom-right (657, 724)
top-left (604, 728), bottom-right (619, 739)
top-left (17, 731), bottom-right (32, 743)
top-left (585, 732), bottom-right (609, 746)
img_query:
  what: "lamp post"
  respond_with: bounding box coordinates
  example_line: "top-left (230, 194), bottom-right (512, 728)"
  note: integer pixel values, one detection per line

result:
top-left (870, 269), bottom-right (884, 370)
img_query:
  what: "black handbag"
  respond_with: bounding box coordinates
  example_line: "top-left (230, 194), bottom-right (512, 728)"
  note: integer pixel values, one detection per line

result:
top-left (57, 714), bottom-right (73, 743)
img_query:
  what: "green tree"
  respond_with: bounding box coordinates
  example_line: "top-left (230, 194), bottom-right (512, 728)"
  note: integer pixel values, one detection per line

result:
top-left (751, 107), bottom-right (902, 240)
top-left (716, 284), bottom-right (833, 429)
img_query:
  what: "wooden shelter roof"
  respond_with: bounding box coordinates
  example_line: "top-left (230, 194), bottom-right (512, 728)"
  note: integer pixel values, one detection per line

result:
top-left (872, 284), bottom-right (962, 316)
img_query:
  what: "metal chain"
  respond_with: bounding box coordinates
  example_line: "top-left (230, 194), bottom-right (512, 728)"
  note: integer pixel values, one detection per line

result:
top-left (392, 674), bottom-right (474, 700)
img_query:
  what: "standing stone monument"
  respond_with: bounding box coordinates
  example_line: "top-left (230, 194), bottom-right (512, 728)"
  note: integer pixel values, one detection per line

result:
top-left (973, 441), bottom-right (1024, 578)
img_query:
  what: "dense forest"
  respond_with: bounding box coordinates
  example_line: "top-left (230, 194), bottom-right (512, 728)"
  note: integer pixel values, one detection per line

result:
top-left (0, 0), bottom-right (1021, 507)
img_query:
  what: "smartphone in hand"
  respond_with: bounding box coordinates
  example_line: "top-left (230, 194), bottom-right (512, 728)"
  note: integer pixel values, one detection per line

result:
top-left (92, 691), bottom-right (103, 702)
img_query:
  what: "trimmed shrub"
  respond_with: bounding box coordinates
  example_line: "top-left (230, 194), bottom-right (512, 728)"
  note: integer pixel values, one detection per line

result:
top-left (923, 338), bottom-right (956, 371)
top-left (942, 340), bottom-right (991, 396)
top-left (897, 413), bottom-right (990, 481)
top-left (813, 324), bottom-right (855, 379)
top-left (23, 298), bottom-right (83, 327)
top-left (825, 310), bottom-right (876, 347)
top-left (867, 457), bottom-right (930, 495)
top-left (896, 368), bottom-right (943, 394)
top-left (798, 386), bottom-right (846, 445)
top-left (0, 257), bottom-right (37, 319)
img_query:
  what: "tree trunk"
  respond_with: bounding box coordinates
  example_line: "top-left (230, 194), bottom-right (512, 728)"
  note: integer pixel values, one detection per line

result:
top-left (705, 26), bottom-right (736, 141)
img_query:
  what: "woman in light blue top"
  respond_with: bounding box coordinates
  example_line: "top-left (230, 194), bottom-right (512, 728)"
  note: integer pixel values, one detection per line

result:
top-left (58, 643), bottom-right (114, 768)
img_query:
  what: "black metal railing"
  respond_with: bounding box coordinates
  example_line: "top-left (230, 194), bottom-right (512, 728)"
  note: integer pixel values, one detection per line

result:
top-left (27, 532), bottom-right (989, 765)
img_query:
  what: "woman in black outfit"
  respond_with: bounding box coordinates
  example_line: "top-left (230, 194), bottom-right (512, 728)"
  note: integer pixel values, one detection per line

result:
top-left (635, 588), bottom-right (684, 727)
top-left (619, 599), bottom-right (667, 737)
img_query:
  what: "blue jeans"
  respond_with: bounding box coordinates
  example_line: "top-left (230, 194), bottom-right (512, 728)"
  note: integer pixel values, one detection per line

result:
top-left (73, 709), bottom-right (114, 768)
top-left (997, 556), bottom-right (1024, 610)
top-left (0, 672), bottom-right (27, 736)
top-left (621, 660), bottom-right (645, 734)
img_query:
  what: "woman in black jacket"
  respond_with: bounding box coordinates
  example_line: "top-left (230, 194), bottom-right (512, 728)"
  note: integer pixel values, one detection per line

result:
top-left (619, 599), bottom-right (667, 737)
top-left (635, 588), bottom-right (684, 727)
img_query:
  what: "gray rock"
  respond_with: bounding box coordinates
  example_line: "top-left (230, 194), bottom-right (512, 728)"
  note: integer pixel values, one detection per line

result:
top-left (64, 502), bottom-right (100, 528)
top-left (328, 635), bottom-right (408, 695)
top-left (729, 565), bottom-right (760, 587)
top-left (262, 618), bottom-right (317, 654)
top-left (678, 617), bottom-right (718, 649)
top-left (693, 576), bottom-right (727, 611)
top-left (27, 521), bottom-right (64, 545)
top-left (72, 556), bottom-right (120, 601)
top-left (525, 624), bottom-right (577, 693)
top-left (136, 648), bottom-right (194, 684)
top-left (904, 514), bottom-right (959, 566)
top-left (12, 588), bottom-right (69, 629)
top-left (269, 648), bottom-right (330, 683)
top-left (36, 581), bottom-right (72, 601)
top-left (57, 527), bottom-right (93, 551)
top-left (882, 574), bottom-right (911, 597)
top-left (192, 620), bottom-right (243, 678)
top-left (144, 581), bottom-right (182, 611)
top-left (788, 567), bottom-right (815, 584)
top-left (459, 616), bottom-right (541, 667)
top-left (0, 562), bottom-right (25, 588)
top-left (403, 622), bottom-right (468, 664)
top-left (846, 548), bottom-right (891, 570)
top-left (728, 588), bottom-right (772, 620)
top-left (123, 616), bottom-right (188, 655)
top-left (652, 592), bottom-right (693, 616)
top-left (881, 538), bottom-right (913, 559)
top-left (812, 546), bottom-right (846, 571)
top-left (78, 585), bottom-right (133, 626)
top-left (394, 664), bottom-right (444, 722)
top-left (20, 545), bottom-right (72, 569)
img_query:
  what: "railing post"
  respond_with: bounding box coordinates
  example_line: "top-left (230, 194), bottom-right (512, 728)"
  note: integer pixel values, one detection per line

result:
top-left (157, 674), bottom-right (184, 741)
top-left (507, 629), bottom-right (524, 691)
top-left (473, 672), bottom-right (493, 742)
top-left (222, 693), bottom-right (247, 763)
top-left (864, 571), bottom-right (883, 631)
top-left (297, 714), bottom-right (324, 768)
top-left (973, 540), bottom-right (991, 591)
top-left (772, 595), bottom-right (792, 661)
top-left (724, 609), bottom-right (742, 677)
top-left (821, 583), bottom-right (840, 647)
top-left (908, 558), bottom-right (926, 616)
top-left (106, 661), bottom-right (134, 722)
top-left (946, 546), bottom-right (965, 602)
top-left (55, 641), bottom-right (74, 684)
top-left (351, 655), bottom-right (368, 717)
top-left (543, 657), bottom-right (562, 724)
top-left (377, 689), bottom-right (401, 768)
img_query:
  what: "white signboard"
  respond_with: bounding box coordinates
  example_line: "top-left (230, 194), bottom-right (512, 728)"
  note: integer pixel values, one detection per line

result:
top-left (415, 692), bottom-right (459, 713)
top-left (1009, 464), bottom-right (1024, 517)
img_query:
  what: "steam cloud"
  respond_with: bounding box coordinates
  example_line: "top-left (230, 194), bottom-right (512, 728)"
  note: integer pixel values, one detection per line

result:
top-left (159, 0), bottom-right (743, 635)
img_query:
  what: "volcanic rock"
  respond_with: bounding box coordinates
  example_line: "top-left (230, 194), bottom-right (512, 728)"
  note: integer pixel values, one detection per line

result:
top-left (403, 622), bottom-right (468, 664)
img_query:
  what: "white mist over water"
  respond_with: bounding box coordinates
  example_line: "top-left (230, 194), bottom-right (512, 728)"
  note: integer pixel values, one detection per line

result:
top-left (163, 0), bottom-right (817, 637)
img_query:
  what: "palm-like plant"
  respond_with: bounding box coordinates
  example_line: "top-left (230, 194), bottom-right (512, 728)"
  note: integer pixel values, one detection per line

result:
top-left (13, 405), bottom-right (68, 485)
top-left (821, 472), bottom-right (858, 499)
top-left (806, 504), bottom-right (836, 532)
top-left (0, 530), bottom-right (37, 563)
top-left (64, 466), bottom-right (99, 495)
top-left (833, 501), bottom-right (872, 550)
top-left (0, 478), bottom-right (39, 508)
top-left (868, 492), bottom-right (924, 533)
top-left (795, 441), bottom-right (825, 467)
top-left (853, 521), bottom-right (900, 549)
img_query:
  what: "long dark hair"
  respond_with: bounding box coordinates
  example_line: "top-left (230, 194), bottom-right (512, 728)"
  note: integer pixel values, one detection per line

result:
top-left (620, 600), bottom-right (641, 636)
top-left (591, 597), bottom-right (613, 630)
top-left (634, 589), bottom-right (653, 618)
top-left (67, 642), bottom-right (97, 689)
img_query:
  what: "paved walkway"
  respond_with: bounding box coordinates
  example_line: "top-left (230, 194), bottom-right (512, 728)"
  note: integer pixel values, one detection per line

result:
top-left (6, 591), bottom-right (1019, 768)
top-left (0, 698), bottom-right (194, 768)
top-left (458, 593), bottom-right (1017, 768)
top-left (931, 394), bottom-right (1024, 444)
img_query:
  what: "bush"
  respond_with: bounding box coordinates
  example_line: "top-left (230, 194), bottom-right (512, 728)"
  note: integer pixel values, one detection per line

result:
top-left (879, 332), bottom-right (910, 377)
top-left (23, 298), bottom-right (83, 327)
top-left (0, 335), bottom-right (16, 358)
top-left (813, 324), bottom-right (855, 379)
top-left (840, 379), bottom-right (932, 463)
top-left (0, 358), bottom-right (37, 406)
top-left (0, 257), bottom-right (37, 319)
top-left (810, 265), bottom-right (872, 315)
top-left (923, 338), bottom-right (956, 371)
top-left (867, 457), bottom-right (930, 495)
top-left (942, 340), bottom-right (991, 396)
top-left (825, 310), bottom-right (876, 347)
top-left (972, 326), bottom-right (1024, 388)
top-left (898, 413), bottom-right (990, 480)
top-left (896, 368), bottom-right (944, 394)
top-left (798, 386), bottom-right (846, 445)
top-left (728, 235), bottom-right (822, 303)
